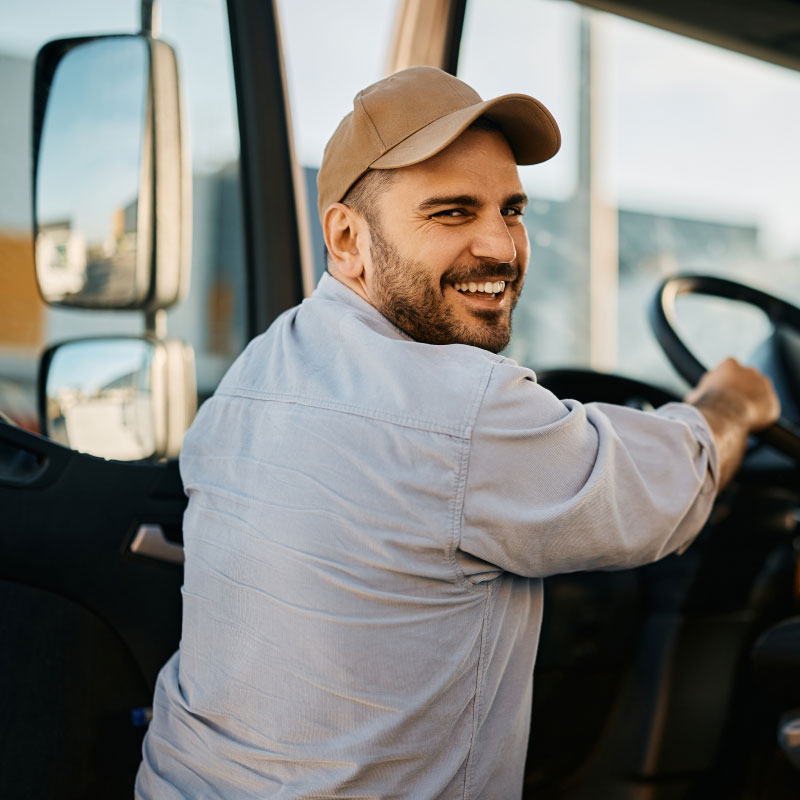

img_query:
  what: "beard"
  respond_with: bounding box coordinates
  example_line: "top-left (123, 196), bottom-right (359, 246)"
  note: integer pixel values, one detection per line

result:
top-left (367, 221), bottom-right (522, 353)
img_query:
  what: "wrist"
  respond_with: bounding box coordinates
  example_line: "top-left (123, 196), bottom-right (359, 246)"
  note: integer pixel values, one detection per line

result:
top-left (690, 388), bottom-right (757, 432)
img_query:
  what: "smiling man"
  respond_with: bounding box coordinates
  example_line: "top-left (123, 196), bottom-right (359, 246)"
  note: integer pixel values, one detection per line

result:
top-left (324, 120), bottom-right (530, 353)
top-left (137, 67), bottom-right (778, 799)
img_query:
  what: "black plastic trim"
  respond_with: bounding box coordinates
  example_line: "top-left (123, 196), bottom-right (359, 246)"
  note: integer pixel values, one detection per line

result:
top-left (227, 0), bottom-right (304, 338)
top-left (443, 0), bottom-right (468, 75)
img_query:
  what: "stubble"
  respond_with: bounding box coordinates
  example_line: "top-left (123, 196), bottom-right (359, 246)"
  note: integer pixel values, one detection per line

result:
top-left (367, 221), bottom-right (521, 353)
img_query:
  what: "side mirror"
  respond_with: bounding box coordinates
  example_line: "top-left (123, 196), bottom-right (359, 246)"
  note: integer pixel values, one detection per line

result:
top-left (33, 35), bottom-right (190, 311)
top-left (39, 337), bottom-right (196, 461)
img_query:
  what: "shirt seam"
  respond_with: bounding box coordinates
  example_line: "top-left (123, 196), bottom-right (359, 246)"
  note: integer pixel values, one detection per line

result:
top-left (215, 388), bottom-right (471, 439)
top-left (462, 580), bottom-right (494, 800)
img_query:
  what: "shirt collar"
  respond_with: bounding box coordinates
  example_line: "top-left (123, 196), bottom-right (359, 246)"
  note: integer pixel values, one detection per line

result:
top-left (313, 272), bottom-right (411, 341)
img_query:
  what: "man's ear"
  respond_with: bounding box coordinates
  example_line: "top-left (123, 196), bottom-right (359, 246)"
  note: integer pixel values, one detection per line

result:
top-left (323, 203), bottom-right (368, 279)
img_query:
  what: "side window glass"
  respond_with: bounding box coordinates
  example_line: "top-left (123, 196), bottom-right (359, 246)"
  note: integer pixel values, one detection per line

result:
top-left (276, 0), bottom-right (397, 284)
top-left (459, 0), bottom-right (584, 371)
top-left (161, 1), bottom-right (247, 396)
top-left (605, 19), bottom-right (800, 382)
top-left (0, 49), bottom-right (40, 431)
top-left (0, 0), bottom-right (246, 435)
top-left (459, 0), bottom-right (800, 389)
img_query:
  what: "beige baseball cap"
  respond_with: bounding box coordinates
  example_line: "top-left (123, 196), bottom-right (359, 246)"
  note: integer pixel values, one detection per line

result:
top-left (317, 66), bottom-right (561, 219)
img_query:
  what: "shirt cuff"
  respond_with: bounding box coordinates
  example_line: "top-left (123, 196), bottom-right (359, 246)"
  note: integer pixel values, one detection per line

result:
top-left (655, 402), bottom-right (720, 494)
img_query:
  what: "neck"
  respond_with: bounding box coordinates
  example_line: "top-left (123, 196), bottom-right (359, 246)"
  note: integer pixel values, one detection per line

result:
top-left (328, 268), bottom-right (371, 306)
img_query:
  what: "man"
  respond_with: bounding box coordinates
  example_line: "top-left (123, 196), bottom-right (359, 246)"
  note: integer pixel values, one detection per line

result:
top-left (137, 67), bottom-right (778, 799)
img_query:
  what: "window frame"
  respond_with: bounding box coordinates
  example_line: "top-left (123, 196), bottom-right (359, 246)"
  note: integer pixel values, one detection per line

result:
top-left (227, 0), bottom-right (310, 338)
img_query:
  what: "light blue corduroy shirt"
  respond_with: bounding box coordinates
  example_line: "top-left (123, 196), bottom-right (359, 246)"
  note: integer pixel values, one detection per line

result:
top-left (137, 273), bottom-right (718, 799)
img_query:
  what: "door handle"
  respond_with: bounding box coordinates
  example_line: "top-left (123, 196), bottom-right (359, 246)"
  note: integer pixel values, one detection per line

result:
top-left (130, 523), bottom-right (184, 565)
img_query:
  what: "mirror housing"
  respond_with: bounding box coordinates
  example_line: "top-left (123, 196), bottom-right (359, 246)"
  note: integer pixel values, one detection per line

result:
top-left (39, 337), bottom-right (196, 461)
top-left (33, 35), bottom-right (191, 311)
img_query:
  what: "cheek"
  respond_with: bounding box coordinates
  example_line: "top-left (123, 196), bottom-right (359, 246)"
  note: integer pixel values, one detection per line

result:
top-left (408, 236), bottom-right (466, 281)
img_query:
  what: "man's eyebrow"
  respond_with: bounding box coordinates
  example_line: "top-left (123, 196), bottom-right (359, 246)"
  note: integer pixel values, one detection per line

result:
top-left (417, 194), bottom-right (482, 211)
top-left (416, 192), bottom-right (529, 211)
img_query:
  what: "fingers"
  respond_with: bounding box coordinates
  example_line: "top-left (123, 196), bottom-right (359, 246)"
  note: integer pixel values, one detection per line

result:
top-left (685, 358), bottom-right (780, 433)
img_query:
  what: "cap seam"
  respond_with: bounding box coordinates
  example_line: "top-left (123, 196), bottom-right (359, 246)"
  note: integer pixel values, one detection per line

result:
top-left (368, 102), bottom-right (484, 168)
top-left (358, 93), bottom-right (388, 150)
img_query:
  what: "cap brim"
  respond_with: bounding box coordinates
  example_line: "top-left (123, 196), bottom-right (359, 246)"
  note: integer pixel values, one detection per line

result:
top-left (370, 93), bottom-right (560, 170)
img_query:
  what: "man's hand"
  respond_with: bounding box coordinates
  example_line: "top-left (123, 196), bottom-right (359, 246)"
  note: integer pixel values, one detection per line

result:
top-left (685, 357), bottom-right (780, 489)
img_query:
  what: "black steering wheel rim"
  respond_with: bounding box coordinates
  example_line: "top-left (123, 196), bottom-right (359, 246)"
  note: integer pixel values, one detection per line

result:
top-left (650, 274), bottom-right (800, 459)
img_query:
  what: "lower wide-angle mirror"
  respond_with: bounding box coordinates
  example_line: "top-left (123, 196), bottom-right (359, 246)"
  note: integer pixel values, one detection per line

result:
top-left (39, 337), bottom-right (196, 461)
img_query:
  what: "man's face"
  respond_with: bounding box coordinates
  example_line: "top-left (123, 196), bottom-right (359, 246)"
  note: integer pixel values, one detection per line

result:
top-left (361, 128), bottom-right (529, 353)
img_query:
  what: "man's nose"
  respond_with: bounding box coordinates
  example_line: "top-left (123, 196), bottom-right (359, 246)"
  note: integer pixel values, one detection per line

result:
top-left (469, 213), bottom-right (517, 264)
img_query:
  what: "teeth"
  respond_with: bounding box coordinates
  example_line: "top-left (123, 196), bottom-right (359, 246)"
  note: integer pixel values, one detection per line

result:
top-left (452, 280), bottom-right (507, 294)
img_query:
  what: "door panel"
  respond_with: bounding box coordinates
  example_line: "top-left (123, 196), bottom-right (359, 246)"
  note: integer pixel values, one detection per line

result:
top-left (0, 421), bottom-right (185, 796)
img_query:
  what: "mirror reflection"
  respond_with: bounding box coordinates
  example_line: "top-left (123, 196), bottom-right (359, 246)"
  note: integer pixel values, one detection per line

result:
top-left (44, 339), bottom-right (158, 460)
top-left (35, 37), bottom-right (148, 307)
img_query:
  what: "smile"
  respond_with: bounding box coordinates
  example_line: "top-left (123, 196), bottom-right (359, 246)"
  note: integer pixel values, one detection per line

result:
top-left (450, 280), bottom-right (506, 297)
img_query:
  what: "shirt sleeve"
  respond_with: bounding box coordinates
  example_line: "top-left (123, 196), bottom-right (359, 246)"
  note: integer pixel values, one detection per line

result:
top-left (459, 361), bottom-right (719, 578)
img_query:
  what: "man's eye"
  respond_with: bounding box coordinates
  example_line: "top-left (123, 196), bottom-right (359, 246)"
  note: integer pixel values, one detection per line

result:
top-left (432, 209), bottom-right (465, 218)
top-left (501, 207), bottom-right (524, 217)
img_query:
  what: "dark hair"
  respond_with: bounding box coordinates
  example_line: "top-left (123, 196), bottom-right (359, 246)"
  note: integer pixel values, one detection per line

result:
top-left (341, 169), bottom-right (396, 223)
top-left (325, 169), bottom-right (396, 268)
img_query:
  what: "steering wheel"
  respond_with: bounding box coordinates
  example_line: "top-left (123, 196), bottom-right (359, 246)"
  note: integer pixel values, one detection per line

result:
top-left (650, 274), bottom-right (800, 460)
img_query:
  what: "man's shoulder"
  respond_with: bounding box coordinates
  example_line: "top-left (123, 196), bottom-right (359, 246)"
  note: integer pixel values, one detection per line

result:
top-left (211, 282), bottom-right (522, 436)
